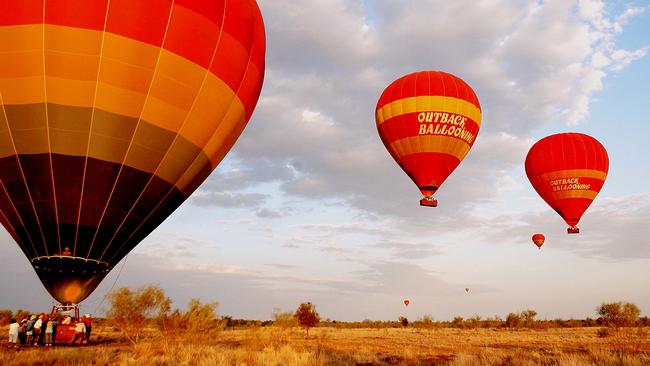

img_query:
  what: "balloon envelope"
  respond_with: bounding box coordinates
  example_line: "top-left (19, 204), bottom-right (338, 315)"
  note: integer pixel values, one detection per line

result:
top-left (375, 71), bottom-right (482, 203)
top-left (532, 234), bottom-right (545, 249)
top-left (525, 133), bottom-right (608, 233)
top-left (0, 0), bottom-right (265, 303)
top-left (403, 299), bottom-right (410, 306)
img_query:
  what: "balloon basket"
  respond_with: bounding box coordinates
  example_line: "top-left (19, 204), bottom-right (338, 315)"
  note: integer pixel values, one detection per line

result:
top-left (420, 198), bottom-right (438, 207)
top-left (567, 227), bottom-right (580, 234)
top-left (48, 304), bottom-right (86, 345)
top-left (50, 303), bottom-right (80, 320)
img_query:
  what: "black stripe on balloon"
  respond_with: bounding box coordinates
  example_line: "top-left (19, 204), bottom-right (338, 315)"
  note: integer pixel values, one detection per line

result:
top-left (0, 153), bottom-right (184, 266)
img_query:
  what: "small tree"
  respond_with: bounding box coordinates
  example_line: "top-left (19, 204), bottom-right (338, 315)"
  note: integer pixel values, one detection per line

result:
top-left (399, 316), bottom-right (409, 327)
top-left (294, 302), bottom-right (320, 336)
top-left (521, 309), bottom-right (537, 327)
top-left (106, 285), bottom-right (171, 344)
top-left (505, 312), bottom-right (521, 328)
top-left (185, 298), bottom-right (219, 336)
top-left (597, 302), bottom-right (640, 328)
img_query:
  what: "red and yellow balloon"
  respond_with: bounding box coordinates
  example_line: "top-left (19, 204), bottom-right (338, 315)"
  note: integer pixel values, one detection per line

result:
top-left (525, 133), bottom-right (608, 234)
top-left (532, 234), bottom-right (545, 249)
top-left (375, 71), bottom-right (482, 207)
top-left (0, 0), bottom-right (265, 304)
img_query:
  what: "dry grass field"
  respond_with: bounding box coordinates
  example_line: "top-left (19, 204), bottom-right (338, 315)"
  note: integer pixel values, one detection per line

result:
top-left (1, 325), bottom-right (649, 365)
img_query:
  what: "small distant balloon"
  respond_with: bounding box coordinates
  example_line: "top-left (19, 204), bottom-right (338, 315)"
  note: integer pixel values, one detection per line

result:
top-left (465, 288), bottom-right (470, 293)
top-left (404, 299), bottom-right (410, 307)
top-left (532, 234), bottom-right (545, 249)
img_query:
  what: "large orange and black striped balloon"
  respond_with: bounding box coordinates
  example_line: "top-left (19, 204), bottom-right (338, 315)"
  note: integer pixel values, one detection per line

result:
top-left (0, 0), bottom-right (265, 304)
top-left (375, 71), bottom-right (482, 204)
top-left (525, 133), bottom-right (608, 234)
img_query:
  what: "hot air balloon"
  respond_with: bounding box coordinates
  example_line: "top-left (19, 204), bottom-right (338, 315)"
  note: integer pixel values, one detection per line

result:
top-left (403, 299), bottom-right (410, 307)
top-left (525, 133), bottom-right (608, 234)
top-left (465, 287), bottom-right (469, 293)
top-left (532, 234), bottom-right (545, 249)
top-left (0, 0), bottom-right (265, 304)
top-left (375, 71), bottom-right (482, 207)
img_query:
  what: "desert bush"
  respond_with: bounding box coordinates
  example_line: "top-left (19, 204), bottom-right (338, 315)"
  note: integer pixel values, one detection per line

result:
top-left (451, 316), bottom-right (464, 328)
top-left (0, 309), bottom-right (12, 325)
top-left (466, 315), bottom-right (482, 329)
top-left (398, 316), bottom-right (409, 327)
top-left (294, 302), bottom-right (320, 336)
top-left (412, 315), bottom-right (434, 329)
top-left (597, 327), bottom-right (612, 338)
top-left (639, 316), bottom-right (650, 326)
top-left (521, 309), bottom-right (537, 327)
top-left (483, 316), bottom-right (503, 328)
top-left (184, 298), bottom-right (219, 334)
top-left (273, 308), bottom-right (297, 328)
top-left (597, 301), bottom-right (640, 328)
top-left (159, 298), bottom-right (221, 341)
top-left (106, 285), bottom-right (171, 344)
top-left (505, 313), bottom-right (521, 328)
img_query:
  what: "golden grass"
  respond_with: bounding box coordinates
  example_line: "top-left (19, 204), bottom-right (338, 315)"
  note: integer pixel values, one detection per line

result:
top-left (1, 326), bottom-right (649, 365)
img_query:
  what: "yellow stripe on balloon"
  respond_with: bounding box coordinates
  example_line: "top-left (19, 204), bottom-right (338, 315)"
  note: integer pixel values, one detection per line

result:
top-left (550, 190), bottom-right (599, 201)
top-left (0, 23), bottom-right (252, 197)
top-left (0, 25), bottom-right (246, 152)
top-left (0, 25), bottom-right (42, 52)
top-left (389, 135), bottom-right (470, 160)
top-left (536, 169), bottom-right (608, 183)
top-left (376, 96), bottom-right (482, 126)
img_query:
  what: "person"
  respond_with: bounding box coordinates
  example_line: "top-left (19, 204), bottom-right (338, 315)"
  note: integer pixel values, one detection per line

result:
top-left (32, 314), bottom-right (42, 346)
top-left (69, 320), bottom-right (86, 346)
top-left (61, 315), bottom-right (71, 325)
top-left (8, 319), bottom-right (19, 345)
top-left (25, 315), bottom-right (35, 346)
top-left (82, 314), bottom-right (92, 344)
top-left (44, 317), bottom-right (55, 346)
top-left (62, 247), bottom-right (71, 256)
top-left (36, 314), bottom-right (48, 346)
top-left (50, 318), bottom-right (57, 345)
top-left (18, 319), bottom-right (27, 345)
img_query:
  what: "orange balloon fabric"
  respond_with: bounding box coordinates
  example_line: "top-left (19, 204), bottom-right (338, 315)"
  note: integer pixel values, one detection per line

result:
top-left (375, 71), bottom-right (482, 201)
top-left (403, 299), bottom-right (410, 307)
top-left (525, 133), bottom-right (608, 232)
top-left (0, 0), bottom-right (265, 304)
top-left (532, 234), bottom-right (545, 249)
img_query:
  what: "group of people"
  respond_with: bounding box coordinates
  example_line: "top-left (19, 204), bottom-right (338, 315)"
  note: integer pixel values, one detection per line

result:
top-left (7, 313), bottom-right (92, 347)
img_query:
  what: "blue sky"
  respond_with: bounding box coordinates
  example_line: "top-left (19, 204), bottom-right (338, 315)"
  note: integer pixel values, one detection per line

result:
top-left (1, 0), bottom-right (649, 321)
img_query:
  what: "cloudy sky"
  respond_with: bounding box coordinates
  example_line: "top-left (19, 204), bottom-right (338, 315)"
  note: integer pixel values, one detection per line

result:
top-left (2, 0), bottom-right (649, 321)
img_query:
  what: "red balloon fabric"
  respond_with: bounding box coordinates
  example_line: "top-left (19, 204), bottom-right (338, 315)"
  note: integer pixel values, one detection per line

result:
top-left (525, 133), bottom-right (608, 232)
top-left (375, 71), bottom-right (481, 203)
top-left (532, 234), bottom-right (545, 249)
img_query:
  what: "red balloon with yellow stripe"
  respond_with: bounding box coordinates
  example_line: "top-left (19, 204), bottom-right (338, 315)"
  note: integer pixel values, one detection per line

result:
top-left (0, 0), bottom-right (265, 304)
top-left (375, 71), bottom-right (482, 207)
top-left (525, 133), bottom-right (608, 234)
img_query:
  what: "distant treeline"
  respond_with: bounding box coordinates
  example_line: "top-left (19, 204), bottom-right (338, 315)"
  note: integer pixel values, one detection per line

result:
top-left (2, 288), bottom-right (645, 334)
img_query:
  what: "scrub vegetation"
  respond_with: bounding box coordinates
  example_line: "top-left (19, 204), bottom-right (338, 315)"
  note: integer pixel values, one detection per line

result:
top-left (1, 286), bottom-right (648, 365)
